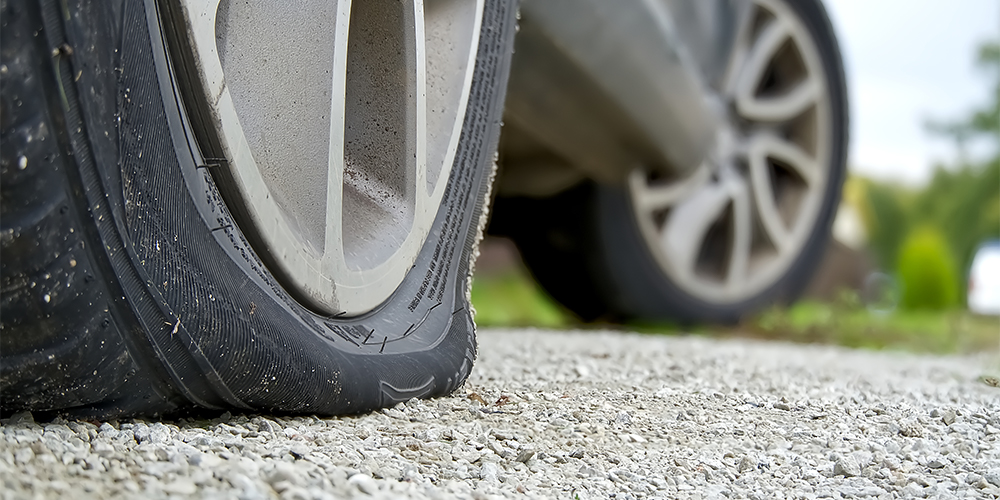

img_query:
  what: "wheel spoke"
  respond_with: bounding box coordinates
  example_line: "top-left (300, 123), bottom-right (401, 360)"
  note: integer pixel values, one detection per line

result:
top-left (720, 1), bottom-right (757, 95)
top-left (339, 0), bottom-right (423, 270)
top-left (747, 134), bottom-right (795, 253)
top-left (628, 165), bottom-right (711, 212)
top-left (738, 78), bottom-right (819, 122)
top-left (323, 0), bottom-right (354, 267)
top-left (736, 17), bottom-right (789, 95)
top-left (734, 16), bottom-right (819, 122)
top-left (660, 178), bottom-right (734, 279)
top-left (412, 0), bottom-right (430, 218)
top-left (726, 171), bottom-right (752, 288)
top-left (215, 0), bottom-right (352, 250)
top-left (748, 132), bottom-right (819, 185)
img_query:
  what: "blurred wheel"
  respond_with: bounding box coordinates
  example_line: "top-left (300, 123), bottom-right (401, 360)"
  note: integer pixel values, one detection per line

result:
top-left (624, 0), bottom-right (845, 317)
top-left (498, 0), bottom-right (847, 323)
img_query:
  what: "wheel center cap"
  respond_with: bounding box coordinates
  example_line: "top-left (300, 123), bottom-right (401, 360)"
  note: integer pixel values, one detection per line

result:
top-left (705, 94), bottom-right (741, 169)
top-left (711, 123), bottom-right (741, 168)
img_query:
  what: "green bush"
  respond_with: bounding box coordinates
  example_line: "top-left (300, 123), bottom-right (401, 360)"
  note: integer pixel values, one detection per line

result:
top-left (861, 180), bottom-right (913, 271)
top-left (896, 227), bottom-right (959, 311)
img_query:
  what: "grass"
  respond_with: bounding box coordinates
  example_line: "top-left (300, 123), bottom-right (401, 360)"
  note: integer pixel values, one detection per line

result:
top-left (738, 298), bottom-right (999, 355)
top-left (471, 269), bottom-right (1000, 356)
top-left (470, 268), bottom-right (570, 329)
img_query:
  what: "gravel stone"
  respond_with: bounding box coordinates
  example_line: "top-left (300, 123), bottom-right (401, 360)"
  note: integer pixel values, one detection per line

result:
top-left (479, 462), bottom-right (500, 483)
top-left (347, 474), bottom-right (378, 495)
top-left (163, 479), bottom-right (198, 495)
top-left (1, 329), bottom-right (997, 499)
top-left (986, 468), bottom-right (1000, 487)
top-left (8, 412), bottom-right (34, 427)
top-left (941, 410), bottom-right (958, 426)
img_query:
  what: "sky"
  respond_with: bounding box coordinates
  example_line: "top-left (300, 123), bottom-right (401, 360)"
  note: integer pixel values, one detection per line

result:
top-left (823, 0), bottom-right (999, 187)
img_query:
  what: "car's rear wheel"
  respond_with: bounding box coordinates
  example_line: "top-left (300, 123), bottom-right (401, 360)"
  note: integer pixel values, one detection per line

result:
top-left (1, 0), bottom-right (515, 418)
top-left (494, 0), bottom-right (847, 324)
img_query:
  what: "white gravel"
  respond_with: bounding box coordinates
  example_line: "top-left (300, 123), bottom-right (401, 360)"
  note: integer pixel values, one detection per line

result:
top-left (2, 328), bottom-right (999, 499)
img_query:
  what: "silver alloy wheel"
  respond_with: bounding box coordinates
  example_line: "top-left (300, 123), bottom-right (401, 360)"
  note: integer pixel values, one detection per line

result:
top-left (174, 0), bottom-right (484, 315)
top-left (628, 0), bottom-right (832, 303)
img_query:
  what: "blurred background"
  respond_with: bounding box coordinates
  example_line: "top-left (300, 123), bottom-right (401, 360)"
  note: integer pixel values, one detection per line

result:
top-left (473, 0), bottom-right (1000, 354)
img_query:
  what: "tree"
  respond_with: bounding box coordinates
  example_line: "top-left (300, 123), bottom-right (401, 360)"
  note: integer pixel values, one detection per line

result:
top-left (860, 40), bottom-right (1000, 304)
top-left (926, 41), bottom-right (999, 156)
top-left (920, 40), bottom-right (1000, 295)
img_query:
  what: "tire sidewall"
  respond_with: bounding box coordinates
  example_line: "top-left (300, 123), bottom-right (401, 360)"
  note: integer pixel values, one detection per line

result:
top-left (108, 0), bottom-right (515, 413)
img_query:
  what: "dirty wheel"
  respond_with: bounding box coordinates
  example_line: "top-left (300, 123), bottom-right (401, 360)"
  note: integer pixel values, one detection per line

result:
top-left (0, 0), bottom-right (515, 417)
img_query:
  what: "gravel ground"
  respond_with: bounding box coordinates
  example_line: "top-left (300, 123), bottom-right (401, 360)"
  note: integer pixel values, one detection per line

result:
top-left (2, 328), bottom-right (999, 499)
